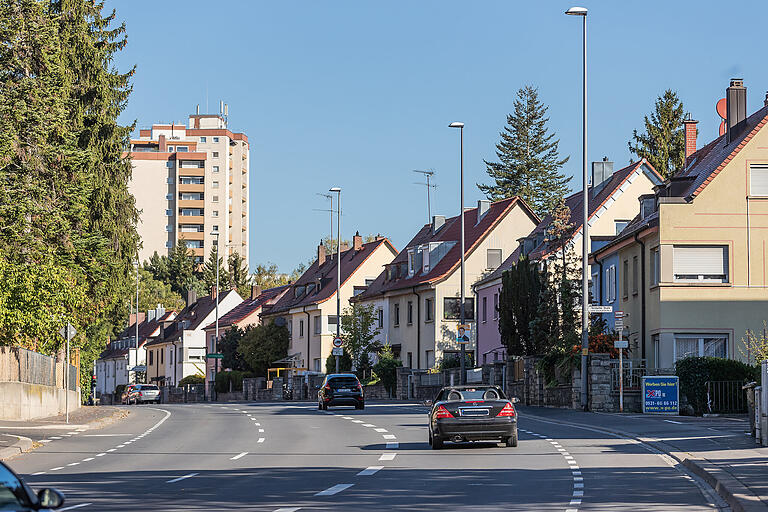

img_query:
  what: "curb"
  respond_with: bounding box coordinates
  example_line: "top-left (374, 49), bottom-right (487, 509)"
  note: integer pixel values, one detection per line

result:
top-left (0, 435), bottom-right (34, 461)
top-left (523, 412), bottom-right (767, 512)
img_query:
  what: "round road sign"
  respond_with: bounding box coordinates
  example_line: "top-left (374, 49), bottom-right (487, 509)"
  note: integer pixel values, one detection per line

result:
top-left (333, 337), bottom-right (343, 348)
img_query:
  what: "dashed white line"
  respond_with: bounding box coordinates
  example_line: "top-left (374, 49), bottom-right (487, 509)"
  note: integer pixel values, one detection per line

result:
top-left (379, 453), bottom-right (397, 461)
top-left (31, 471), bottom-right (45, 476)
top-left (357, 466), bottom-right (383, 476)
top-left (315, 483), bottom-right (354, 496)
top-left (664, 419), bottom-right (683, 425)
top-left (82, 458), bottom-right (94, 462)
top-left (374, 428), bottom-right (388, 433)
top-left (95, 453), bottom-right (106, 457)
top-left (273, 508), bottom-right (301, 512)
top-left (259, 428), bottom-right (265, 433)
top-left (382, 434), bottom-right (396, 439)
top-left (230, 452), bottom-right (248, 460)
top-left (362, 424), bottom-right (375, 427)
top-left (258, 437), bottom-right (265, 443)
top-left (59, 503), bottom-right (92, 511)
top-left (49, 467), bottom-right (64, 471)
top-left (106, 448), bottom-right (116, 452)
top-left (66, 462), bottom-right (79, 467)
top-left (351, 420), bottom-right (364, 424)
top-left (166, 472), bottom-right (198, 483)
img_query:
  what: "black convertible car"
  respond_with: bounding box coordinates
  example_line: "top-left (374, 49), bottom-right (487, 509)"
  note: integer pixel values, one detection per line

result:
top-left (426, 385), bottom-right (518, 449)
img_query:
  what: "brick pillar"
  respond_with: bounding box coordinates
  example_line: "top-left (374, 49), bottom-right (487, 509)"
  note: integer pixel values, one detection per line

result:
top-left (684, 118), bottom-right (698, 161)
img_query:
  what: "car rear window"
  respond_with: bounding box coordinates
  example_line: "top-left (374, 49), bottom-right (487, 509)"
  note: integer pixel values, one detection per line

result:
top-left (328, 377), bottom-right (359, 388)
top-left (442, 388), bottom-right (503, 401)
top-left (138, 385), bottom-right (159, 390)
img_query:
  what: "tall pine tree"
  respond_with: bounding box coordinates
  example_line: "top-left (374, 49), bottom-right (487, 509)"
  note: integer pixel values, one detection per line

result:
top-left (628, 89), bottom-right (687, 179)
top-left (479, 85), bottom-right (571, 217)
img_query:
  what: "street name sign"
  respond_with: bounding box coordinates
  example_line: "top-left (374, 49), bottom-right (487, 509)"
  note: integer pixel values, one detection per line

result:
top-left (332, 337), bottom-right (343, 348)
top-left (206, 353), bottom-right (223, 359)
top-left (589, 305), bottom-right (613, 313)
top-left (613, 340), bottom-right (628, 349)
top-left (642, 376), bottom-right (679, 414)
top-left (331, 347), bottom-right (343, 356)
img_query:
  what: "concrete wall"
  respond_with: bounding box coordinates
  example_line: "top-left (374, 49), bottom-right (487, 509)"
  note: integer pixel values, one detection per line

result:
top-left (0, 382), bottom-right (80, 421)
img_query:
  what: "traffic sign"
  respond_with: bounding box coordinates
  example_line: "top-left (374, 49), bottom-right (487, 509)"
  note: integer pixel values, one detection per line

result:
top-left (331, 347), bottom-right (343, 356)
top-left (332, 337), bottom-right (343, 348)
top-left (614, 311), bottom-right (626, 318)
top-left (613, 340), bottom-right (628, 349)
top-left (615, 319), bottom-right (624, 331)
top-left (59, 323), bottom-right (76, 339)
top-left (206, 353), bottom-right (223, 359)
top-left (589, 305), bottom-right (613, 313)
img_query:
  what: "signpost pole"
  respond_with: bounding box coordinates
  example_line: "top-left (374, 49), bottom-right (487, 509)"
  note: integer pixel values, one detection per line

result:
top-left (619, 344), bottom-right (624, 413)
top-left (65, 327), bottom-right (70, 424)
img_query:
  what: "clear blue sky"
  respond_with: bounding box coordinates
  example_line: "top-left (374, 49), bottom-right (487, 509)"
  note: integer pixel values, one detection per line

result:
top-left (106, 1), bottom-right (768, 273)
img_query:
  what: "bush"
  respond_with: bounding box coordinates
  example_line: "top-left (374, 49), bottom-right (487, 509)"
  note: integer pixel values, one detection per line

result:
top-left (114, 384), bottom-right (126, 398)
top-left (373, 346), bottom-right (402, 396)
top-left (675, 357), bottom-right (760, 415)
top-left (178, 375), bottom-right (205, 388)
top-left (326, 350), bottom-right (353, 374)
top-left (214, 370), bottom-right (255, 393)
top-left (437, 352), bottom-right (473, 371)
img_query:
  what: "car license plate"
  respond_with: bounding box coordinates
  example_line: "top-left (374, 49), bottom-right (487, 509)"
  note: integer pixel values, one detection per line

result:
top-left (459, 408), bottom-right (489, 417)
top-left (337, 388), bottom-right (350, 392)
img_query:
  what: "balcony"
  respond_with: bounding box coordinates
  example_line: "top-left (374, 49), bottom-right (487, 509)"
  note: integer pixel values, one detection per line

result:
top-left (178, 183), bottom-right (204, 193)
top-left (178, 215), bottom-right (204, 224)
top-left (190, 247), bottom-right (204, 257)
top-left (178, 167), bottom-right (205, 177)
top-left (178, 199), bottom-right (204, 209)
top-left (177, 230), bottom-right (204, 240)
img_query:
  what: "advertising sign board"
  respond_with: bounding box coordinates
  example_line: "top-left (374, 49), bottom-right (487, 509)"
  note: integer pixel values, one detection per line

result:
top-left (642, 376), bottom-right (679, 414)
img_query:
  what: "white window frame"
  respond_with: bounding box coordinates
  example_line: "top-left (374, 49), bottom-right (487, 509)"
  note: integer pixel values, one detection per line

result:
top-left (650, 247), bottom-right (660, 286)
top-left (673, 334), bottom-right (728, 361)
top-left (213, 137), bottom-right (220, 143)
top-left (591, 272), bottom-right (599, 303)
top-left (606, 265), bottom-right (616, 303)
top-left (673, 245), bottom-right (728, 283)
top-left (199, 137), bottom-right (207, 143)
top-left (213, 165), bottom-right (220, 173)
top-left (749, 164), bottom-right (768, 196)
top-left (486, 249), bottom-right (502, 270)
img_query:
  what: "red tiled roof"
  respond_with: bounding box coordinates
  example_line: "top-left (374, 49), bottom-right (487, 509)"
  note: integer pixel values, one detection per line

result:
top-left (355, 197), bottom-right (537, 299)
top-left (145, 290), bottom-right (240, 346)
top-left (99, 311), bottom-right (176, 359)
top-left (267, 238), bottom-right (397, 314)
top-left (203, 285), bottom-right (290, 330)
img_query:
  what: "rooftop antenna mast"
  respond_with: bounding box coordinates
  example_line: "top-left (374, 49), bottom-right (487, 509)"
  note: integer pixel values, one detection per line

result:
top-left (315, 193), bottom-right (334, 250)
top-left (413, 169), bottom-right (437, 223)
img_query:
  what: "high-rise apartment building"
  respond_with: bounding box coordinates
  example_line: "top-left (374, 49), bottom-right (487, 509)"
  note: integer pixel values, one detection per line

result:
top-left (129, 113), bottom-right (249, 265)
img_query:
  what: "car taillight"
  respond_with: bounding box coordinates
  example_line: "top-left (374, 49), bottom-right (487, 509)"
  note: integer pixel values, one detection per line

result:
top-left (357, 383), bottom-right (363, 391)
top-left (324, 385), bottom-right (332, 392)
top-left (138, 392), bottom-right (143, 397)
top-left (435, 405), bottom-right (454, 419)
top-left (497, 403), bottom-right (516, 417)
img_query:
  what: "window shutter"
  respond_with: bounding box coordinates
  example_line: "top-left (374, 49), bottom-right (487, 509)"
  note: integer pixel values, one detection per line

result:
top-left (673, 246), bottom-right (726, 276)
top-left (750, 164), bottom-right (768, 196)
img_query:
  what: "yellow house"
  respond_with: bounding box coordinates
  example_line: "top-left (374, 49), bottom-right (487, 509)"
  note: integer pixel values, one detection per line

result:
top-left (262, 234), bottom-right (398, 373)
top-left (591, 79), bottom-right (768, 369)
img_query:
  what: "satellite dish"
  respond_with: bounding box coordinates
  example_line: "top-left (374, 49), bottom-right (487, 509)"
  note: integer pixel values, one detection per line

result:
top-left (716, 98), bottom-right (727, 136)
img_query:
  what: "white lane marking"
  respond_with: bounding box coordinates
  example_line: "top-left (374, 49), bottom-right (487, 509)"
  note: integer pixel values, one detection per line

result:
top-left (258, 438), bottom-right (265, 443)
top-left (315, 483), bottom-right (354, 496)
top-left (50, 467), bottom-right (64, 471)
top-left (96, 453), bottom-right (106, 457)
top-left (379, 453), bottom-right (397, 461)
top-left (342, 416), bottom-right (352, 420)
top-left (67, 431), bottom-right (79, 435)
top-left (664, 419), bottom-right (683, 425)
top-left (357, 466), bottom-right (384, 476)
top-left (166, 472), bottom-right (198, 483)
top-left (374, 428), bottom-right (388, 433)
top-left (574, 483), bottom-right (584, 488)
top-left (259, 429), bottom-right (265, 433)
top-left (66, 462), bottom-right (79, 466)
top-left (231, 452), bottom-right (248, 460)
top-left (106, 449), bottom-right (116, 452)
top-left (254, 423), bottom-right (261, 426)
top-left (83, 434), bottom-right (131, 437)
top-left (382, 434), bottom-right (396, 439)
top-left (116, 444), bottom-right (126, 448)
top-left (351, 420), bottom-right (364, 424)
top-left (273, 508), bottom-right (301, 512)
top-left (59, 504), bottom-right (92, 511)
top-left (386, 442), bottom-right (398, 449)
top-left (50, 436), bottom-right (62, 440)
top-left (40, 440), bottom-right (52, 443)
top-left (570, 499), bottom-right (582, 505)
top-left (82, 458), bottom-right (94, 462)
top-left (31, 471), bottom-right (45, 476)
top-left (362, 424), bottom-right (376, 427)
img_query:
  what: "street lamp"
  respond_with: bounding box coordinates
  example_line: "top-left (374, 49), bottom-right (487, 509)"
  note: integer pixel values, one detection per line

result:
top-left (211, 230), bottom-right (220, 401)
top-left (134, 259), bottom-right (139, 384)
top-left (329, 187), bottom-right (341, 374)
top-left (566, 5), bottom-right (589, 411)
top-left (448, 121), bottom-right (467, 385)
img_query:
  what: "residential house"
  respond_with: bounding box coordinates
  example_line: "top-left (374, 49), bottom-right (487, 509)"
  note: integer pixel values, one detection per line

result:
top-left (95, 307), bottom-right (176, 396)
top-left (145, 289), bottom-right (242, 388)
top-left (591, 79), bottom-right (768, 369)
top-left (474, 159), bottom-right (663, 362)
top-left (354, 198), bottom-right (539, 369)
top-left (202, 284), bottom-right (290, 379)
top-left (263, 233), bottom-right (398, 373)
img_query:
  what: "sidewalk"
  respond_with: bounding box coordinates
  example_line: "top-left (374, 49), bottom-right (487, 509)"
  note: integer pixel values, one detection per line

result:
top-left (519, 406), bottom-right (768, 512)
top-left (0, 406), bottom-right (128, 460)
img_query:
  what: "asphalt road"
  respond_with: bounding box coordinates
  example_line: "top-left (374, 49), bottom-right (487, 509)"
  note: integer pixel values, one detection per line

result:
top-left (7, 402), bottom-right (725, 511)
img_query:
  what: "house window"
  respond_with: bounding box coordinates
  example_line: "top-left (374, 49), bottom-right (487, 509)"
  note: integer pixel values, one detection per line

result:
top-left (674, 335), bottom-right (727, 361)
top-left (425, 299), bottom-right (433, 322)
top-left (313, 359), bottom-right (320, 372)
top-left (149, 351), bottom-right (154, 365)
top-left (393, 303), bottom-right (400, 326)
top-left (673, 245), bottom-right (728, 283)
top-left (165, 241), bottom-right (173, 248)
top-left (213, 151), bottom-right (219, 158)
top-left (407, 352), bottom-right (413, 368)
top-left (606, 265), bottom-right (616, 303)
top-left (212, 210), bottom-right (219, 217)
top-left (615, 220), bottom-right (630, 235)
top-left (213, 195), bottom-right (219, 202)
top-left (168, 146), bottom-right (174, 152)
top-left (622, 260), bottom-right (629, 299)
top-left (176, 146), bottom-right (189, 152)
top-left (407, 301), bottom-right (413, 324)
top-left (377, 308), bottom-right (383, 329)
top-left (591, 272), bottom-right (599, 303)
top-left (632, 256), bottom-right (639, 295)
top-left (482, 297), bottom-right (487, 322)
top-left (313, 315), bottom-right (321, 335)
top-left (493, 293), bottom-right (499, 320)
top-left (160, 349), bottom-right (164, 365)
top-left (212, 181), bottom-right (219, 188)
top-left (328, 315), bottom-right (338, 326)
top-left (167, 177), bottom-right (174, 184)
top-left (165, 209), bottom-right (173, 216)
top-left (487, 249), bottom-right (502, 270)
top-left (213, 137), bottom-right (219, 143)
top-left (213, 165), bottom-right (220, 173)
top-left (443, 297), bottom-right (475, 320)
top-left (299, 320), bottom-right (304, 337)
top-left (200, 137), bottom-right (207, 143)
top-left (749, 164), bottom-right (768, 196)
top-left (650, 247), bottom-right (660, 286)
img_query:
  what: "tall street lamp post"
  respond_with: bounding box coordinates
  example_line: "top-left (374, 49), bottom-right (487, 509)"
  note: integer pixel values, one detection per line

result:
top-left (566, 5), bottom-right (589, 410)
top-left (448, 122), bottom-right (467, 385)
top-left (134, 259), bottom-right (139, 384)
top-left (329, 187), bottom-right (341, 374)
top-left (211, 231), bottom-right (220, 401)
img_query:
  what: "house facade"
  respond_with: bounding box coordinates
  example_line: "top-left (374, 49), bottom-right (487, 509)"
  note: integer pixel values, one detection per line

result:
top-left (263, 234), bottom-right (398, 374)
top-left (590, 79), bottom-right (768, 369)
top-left (354, 198), bottom-right (539, 369)
top-left (473, 161), bottom-right (662, 363)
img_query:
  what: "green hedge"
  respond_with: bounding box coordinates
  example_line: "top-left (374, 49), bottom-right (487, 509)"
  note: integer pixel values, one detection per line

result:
top-left (178, 375), bottom-right (205, 388)
top-left (214, 370), bottom-right (255, 393)
top-left (675, 357), bottom-right (760, 415)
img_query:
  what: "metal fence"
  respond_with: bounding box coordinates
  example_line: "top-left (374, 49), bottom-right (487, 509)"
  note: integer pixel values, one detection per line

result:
top-left (419, 373), bottom-right (443, 387)
top-left (706, 380), bottom-right (747, 414)
top-left (0, 346), bottom-right (78, 390)
top-left (609, 361), bottom-right (675, 392)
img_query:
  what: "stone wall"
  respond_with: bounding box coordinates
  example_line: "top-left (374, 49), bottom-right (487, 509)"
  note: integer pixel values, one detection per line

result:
top-left (0, 382), bottom-right (80, 421)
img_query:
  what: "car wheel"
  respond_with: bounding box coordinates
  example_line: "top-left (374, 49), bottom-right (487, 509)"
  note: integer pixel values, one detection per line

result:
top-left (428, 430), bottom-right (433, 446)
top-left (506, 431), bottom-right (518, 448)
top-left (432, 435), bottom-right (443, 450)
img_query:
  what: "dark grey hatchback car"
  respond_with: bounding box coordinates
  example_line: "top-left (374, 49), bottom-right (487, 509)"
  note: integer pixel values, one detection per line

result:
top-left (318, 374), bottom-right (364, 410)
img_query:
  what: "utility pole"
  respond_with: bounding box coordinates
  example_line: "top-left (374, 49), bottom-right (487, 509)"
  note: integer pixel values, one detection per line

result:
top-left (413, 170), bottom-right (437, 223)
top-left (330, 187), bottom-right (342, 373)
top-left (449, 122), bottom-right (466, 385)
top-left (211, 231), bottom-right (221, 401)
top-left (135, 260), bottom-right (139, 384)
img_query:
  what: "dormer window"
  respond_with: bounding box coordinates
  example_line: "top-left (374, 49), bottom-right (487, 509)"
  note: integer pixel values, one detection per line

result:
top-left (641, 197), bottom-right (655, 219)
top-left (294, 285), bottom-right (306, 298)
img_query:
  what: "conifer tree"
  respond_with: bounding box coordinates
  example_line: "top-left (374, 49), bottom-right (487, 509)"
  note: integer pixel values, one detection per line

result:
top-left (228, 252), bottom-right (252, 297)
top-left (203, 247), bottom-right (230, 295)
top-left (479, 85), bottom-right (571, 217)
top-left (628, 89), bottom-right (687, 179)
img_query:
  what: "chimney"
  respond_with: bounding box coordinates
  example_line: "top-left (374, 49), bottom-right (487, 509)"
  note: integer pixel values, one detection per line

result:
top-left (158, 134), bottom-right (167, 152)
top-left (375, 233), bottom-right (385, 241)
top-left (432, 215), bottom-right (445, 234)
top-left (251, 284), bottom-right (262, 300)
top-left (317, 241), bottom-right (326, 266)
top-left (477, 200), bottom-right (491, 224)
top-left (684, 114), bottom-right (699, 161)
top-left (764, 91), bottom-right (768, 107)
top-left (353, 231), bottom-right (363, 251)
top-left (147, 309), bottom-right (157, 322)
top-left (726, 78), bottom-right (747, 144)
top-left (186, 289), bottom-right (197, 307)
top-left (591, 157), bottom-right (614, 195)
top-left (129, 312), bottom-right (145, 326)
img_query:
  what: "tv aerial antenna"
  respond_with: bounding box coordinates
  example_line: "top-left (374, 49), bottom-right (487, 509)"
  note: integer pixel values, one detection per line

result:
top-left (314, 192), bottom-right (334, 246)
top-left (413, 169), bottom-right (437, 223)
